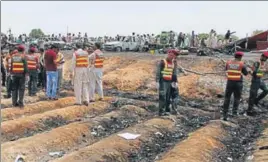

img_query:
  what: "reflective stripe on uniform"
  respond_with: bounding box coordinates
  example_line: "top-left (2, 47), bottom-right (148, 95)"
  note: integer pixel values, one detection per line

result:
top-left (161, 59), bottom-right (174, 81)
top-left (256, 61), bottom-right (265, 78)
top-left (94, 57), bottom-right (104, 68)
top-left (75, 52), bottom-right (89, 67)
top-left (11, 54), bottom-right (24, 74)
top-left (226, 60), bottom-right (243, 81)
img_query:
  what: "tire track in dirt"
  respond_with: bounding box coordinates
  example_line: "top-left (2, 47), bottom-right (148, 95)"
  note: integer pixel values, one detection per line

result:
top-left (1, 105), bottom-right (152, 162)
top-left (1, 97), bottom-right (76, 121)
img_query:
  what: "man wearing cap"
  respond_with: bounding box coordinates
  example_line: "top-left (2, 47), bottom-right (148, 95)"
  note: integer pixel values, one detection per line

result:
top-left (25, 47), bottom-right (39, 96)
top-left (4, 49), bottom-right (18, 98)
top-left (70, 43), bottom-right (90, 106)
top-left (44, 45), bottom-right (59, 100)
top-left (247, 51), bottom-right (268, 116)
top-left (10, 45), bottom-right (28, 107)
top-left (156, 49), bottom-right (179, 116)
top-left (88, 42), bottom-right (105, 102)
top-left (222, 51), bottom-right (248, 121)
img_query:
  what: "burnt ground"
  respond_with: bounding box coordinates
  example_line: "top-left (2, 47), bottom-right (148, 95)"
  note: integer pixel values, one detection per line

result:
top-left (1, 51), bottom-right (268, 162)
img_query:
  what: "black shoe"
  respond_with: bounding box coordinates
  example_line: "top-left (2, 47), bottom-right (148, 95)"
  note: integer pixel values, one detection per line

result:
top-left (232, 112), bottom-right (238, 117)
top-left (13, 103), bottom-right (19, 107)
top-left (83, 101), bottom-right (89, 106)
top-left (4, 95), bottom-right (11, 99)
top-left (247, 111), bottom-right (257, 116)
top-left (164, 112), bottom-right (171, 116)
top-left (159, 112), bottom-right (165, 116)
top-left (19, 104), bottom-right (24, 108)
top-left (222, 117), bottom-right (228, 121)
top-left (254, 103), bottom-right (260, 108)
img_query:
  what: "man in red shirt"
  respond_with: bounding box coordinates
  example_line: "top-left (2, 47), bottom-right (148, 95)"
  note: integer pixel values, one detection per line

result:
top-left (44, 44), bottom-right (58, 100)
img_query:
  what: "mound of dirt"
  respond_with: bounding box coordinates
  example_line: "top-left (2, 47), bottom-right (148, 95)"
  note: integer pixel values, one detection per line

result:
top-left (103, 60), bottom-right (156, 91)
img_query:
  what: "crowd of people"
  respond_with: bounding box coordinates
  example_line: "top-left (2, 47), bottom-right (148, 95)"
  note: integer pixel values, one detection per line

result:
top-left (2, 29), bottom-right (236, 51)
top-left (1, 38), bottom-right (267, 121)
top-left (1, 42), bottom-right (104, 107)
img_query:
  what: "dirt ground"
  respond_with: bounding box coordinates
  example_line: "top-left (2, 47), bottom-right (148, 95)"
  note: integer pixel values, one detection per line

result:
top-left (1, 51), bottom-right (268, 162)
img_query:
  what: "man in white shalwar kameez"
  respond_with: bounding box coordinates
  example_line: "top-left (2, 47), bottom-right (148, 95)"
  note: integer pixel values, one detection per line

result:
top-left (70, 43), bottom-right (89, 106)
top-left (88, 42), bottom-right (104, 102)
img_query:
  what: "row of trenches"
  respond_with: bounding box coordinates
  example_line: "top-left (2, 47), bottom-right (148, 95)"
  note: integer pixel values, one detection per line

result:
top-left (1, 54), bottom-right (268, 162)
top-left (2, 95), bottom-right (267, 162)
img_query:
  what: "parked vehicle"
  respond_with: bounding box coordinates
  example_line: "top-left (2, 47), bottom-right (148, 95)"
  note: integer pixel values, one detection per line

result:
top-left (104, 36), bottom-right (139, 52)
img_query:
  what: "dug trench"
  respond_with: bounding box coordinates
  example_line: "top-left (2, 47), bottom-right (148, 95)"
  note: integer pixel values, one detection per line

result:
top-left (1, 97), bottom-right (76, 121)
top-left (2, 53), bottom-right (268, 162)
top-left (0, 90), bottom-right (74, 109)
top-left (1, 97), bottom-right (159, 143)
top-left (51, 109), bottom-right (214, 162)
top-left (51, 55), bottom-right (268, 162)
top-left (1, 105), bottom-right (153, 162)
top-left (155, 105), bottom-right (268, 162)
top-left (49, 106), bottom-right (268, 162)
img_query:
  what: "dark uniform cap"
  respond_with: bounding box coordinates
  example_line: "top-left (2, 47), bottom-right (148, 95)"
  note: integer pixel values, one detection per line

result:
top-left (17, 45), bottom-right (25, 51)
top-left (263, 51), bottom-right (268, 57)
top-left (235, 51), bottom-right (244, 56)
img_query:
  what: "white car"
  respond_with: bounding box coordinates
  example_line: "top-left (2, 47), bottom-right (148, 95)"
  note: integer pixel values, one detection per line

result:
top-left (104, 36), bottom-right (139, 52)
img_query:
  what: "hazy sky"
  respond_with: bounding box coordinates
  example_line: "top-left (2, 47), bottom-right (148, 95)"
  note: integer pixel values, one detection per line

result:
top-left (1, 1), bottom-right (268, 38)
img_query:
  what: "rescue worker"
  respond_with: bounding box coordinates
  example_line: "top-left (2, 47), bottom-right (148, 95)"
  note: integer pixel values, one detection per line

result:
top-left (56, 48), bottom-right (65, 94)
top-left (222, 51), bottom-right (248, 121)
top-left (88, 42), bottom-right (104, 102)
top-left (156, 49), bottom-right (179, 116)
top-left (247, 51), bottom-right (268, 116)
top-left (25, 47), bottom-right (39, 96)
top-left (70, 43), bottom-right (89, 106)
top-left (37, 48), bottom-right (46, 90)
top-left (4, 49), bottom-right (17, 98)
top-left (10, 45), bottom-right (28, 107)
